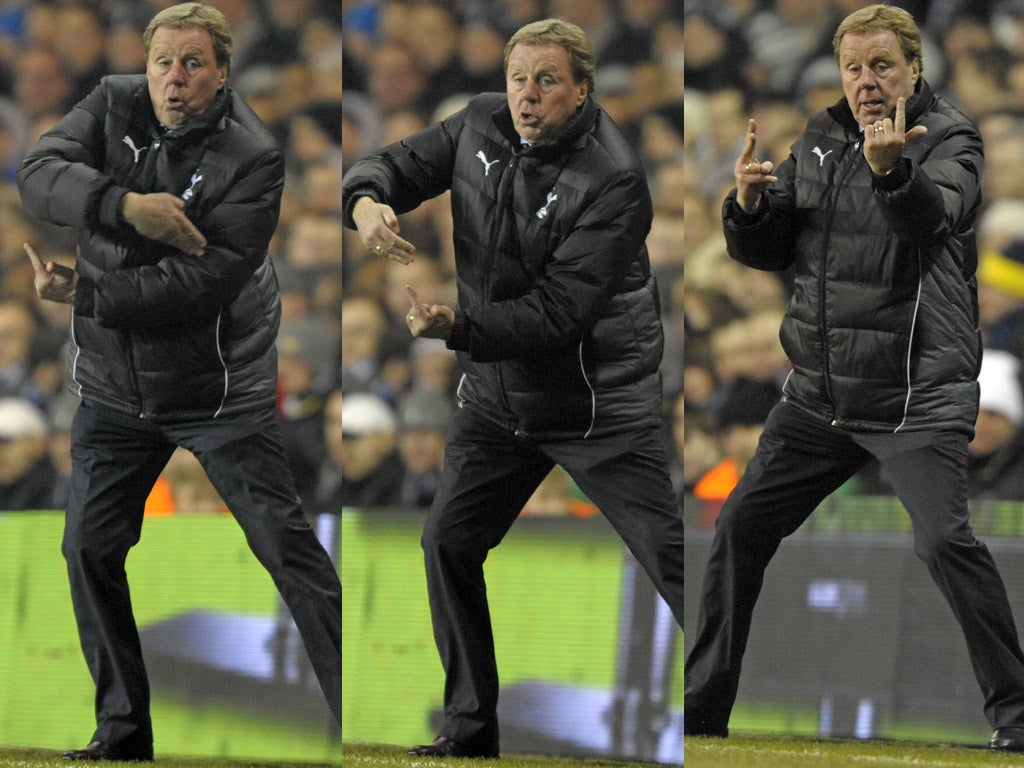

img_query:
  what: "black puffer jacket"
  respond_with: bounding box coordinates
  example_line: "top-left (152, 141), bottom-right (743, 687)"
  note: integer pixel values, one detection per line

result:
top-left (723, 78), bottom-right (983, 434)
top-left (19, 75), bottom-right (284, 422)
top-left (343, 94), bottom-right (663, 439)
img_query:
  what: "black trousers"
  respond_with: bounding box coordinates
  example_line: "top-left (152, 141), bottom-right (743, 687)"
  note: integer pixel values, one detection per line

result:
top-left (64, 401), bottom-right (342, 749)
top-left (684, 400), bottom-right (1024, 735)
top-left (422, 404), bottom-right (685, 751)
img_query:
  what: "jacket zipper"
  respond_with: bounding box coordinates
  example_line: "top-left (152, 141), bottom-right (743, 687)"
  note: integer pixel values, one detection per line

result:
top-left (492, 152), bottom-right (519, 427)
top-left (820, 136), bottom-right (863, 425)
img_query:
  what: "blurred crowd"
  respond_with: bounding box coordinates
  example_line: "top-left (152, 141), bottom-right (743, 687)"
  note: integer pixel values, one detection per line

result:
top-left (684, 0), bottom-right (1024, 526)
top-left (340, 0), bottom-right (686, 515)
top-left (0, 0), bottom-right (343, 515)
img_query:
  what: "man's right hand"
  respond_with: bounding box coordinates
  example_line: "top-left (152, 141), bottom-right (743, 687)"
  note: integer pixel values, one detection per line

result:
top-left (121, 192), bottom-right (206, 256)
top-left (352, 196), bottom-right (416, 264)
top-left (735, 118), bottom-right (778, 214)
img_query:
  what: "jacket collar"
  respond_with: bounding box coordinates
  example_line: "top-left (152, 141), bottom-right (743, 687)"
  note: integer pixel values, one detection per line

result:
top-left (827, 76), bottom-right (934, 136)
top-left (131, 80), bottom-right (231, 141)
top-left (492, 96), bottom-right (599, 159)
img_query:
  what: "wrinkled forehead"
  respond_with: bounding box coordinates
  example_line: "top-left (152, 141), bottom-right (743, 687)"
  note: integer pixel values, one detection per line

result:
top-left (506, 43), bottom-right (572, 72)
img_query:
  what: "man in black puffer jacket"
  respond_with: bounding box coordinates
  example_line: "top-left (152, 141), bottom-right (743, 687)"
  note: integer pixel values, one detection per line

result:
top-left (685, 4), bottom-right (1024, 752)
top-left (18, 3), bottom-right (340, 760)
top-left (343, 18), bottom-right (684, 759)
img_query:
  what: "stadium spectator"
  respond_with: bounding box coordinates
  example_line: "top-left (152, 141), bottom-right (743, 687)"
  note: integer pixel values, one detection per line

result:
top-left (53, 2), bottom-right (110, 108)
top-left (14, 45), bottom-right (73, 122)
top-left (407, 2), bottom-right (466, 109)
top-left (365, 40), bottom-right (429, 122)
top-left (458, 19), bottom-right (508, 95)
top-left (977, 240), bottom-right (1024, 360)
top-left (315, 387), bottom-right (341, 515)
top-left (0, 297), bottom-right (61, 406)
top-left (0, 298), bottom-right (34, 395)
top-left (395, 387), bottom-right (451, 509)
top-left (277, 316), bottom-right (339, 514)
top-left (343, 17), bottom-right (684, 758)
top-left (340, 291), bottom-right (396, 401)
top-left (692, 376), bottom-right (782, 528)
top-left (17, 2), bottom-right (341, 756)
top-left (684, 4), bottom-right (1024, 754)
top-left (0, 395), bottom-right (58, 510)
top-left (407, 337), bottom-right (459, 400)
top-left (970, 349), bottom-right (1024, 501)
top-left (679, 400), bottom-right (721, 506)
top-left (339, 391), bottom-right (403, 508)
top-left (45, 389), bottom-right (78, 510)
top-left (682, 7), bottom-right (749, 93)
top-left (143, 447), bottom-right (230, 516)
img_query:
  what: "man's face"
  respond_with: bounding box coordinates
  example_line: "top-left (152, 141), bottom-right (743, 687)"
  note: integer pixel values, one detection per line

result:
top-left (838, 29), bottom-right (919, 128)
top-left (506, 42), bottom-right (587, 142)
top-left (147, 26), bottom-right (227, 130)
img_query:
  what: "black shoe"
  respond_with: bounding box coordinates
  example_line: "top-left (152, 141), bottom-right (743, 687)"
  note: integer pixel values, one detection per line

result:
top-left (61, 740), bottom-right (154, 762)
top-left (991, 727), bottom-right (1024, 752)
top-left (684, 712), bottom-right (729, 737)
top-left (407, 736), bottom-right (499, 758)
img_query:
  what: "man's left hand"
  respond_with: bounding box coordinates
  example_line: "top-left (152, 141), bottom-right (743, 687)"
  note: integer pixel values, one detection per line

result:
top-left (865, 96), bottom-right (928, 176)
top-left (405, 284), bottom-right (454, 340)
top-left (24, 242), bottom-right (77, 304)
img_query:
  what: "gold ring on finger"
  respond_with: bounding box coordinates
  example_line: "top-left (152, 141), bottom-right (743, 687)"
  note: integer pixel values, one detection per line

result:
top-left (744, 164), bottom-right (751, 172)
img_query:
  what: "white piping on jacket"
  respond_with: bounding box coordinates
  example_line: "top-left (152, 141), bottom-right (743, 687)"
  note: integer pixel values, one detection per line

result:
top-left (213, 309), bottom-right (228, 418)
top-left (68, 311), bottom-right (83, 398)
top-left (894, 257), bottom-right (924, 434)
top-left (579, 341), bottom-right (596, 438)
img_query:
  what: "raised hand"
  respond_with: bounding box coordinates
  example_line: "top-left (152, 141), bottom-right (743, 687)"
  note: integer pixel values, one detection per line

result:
top-left (864, 96), bottom-right (928, 176)
top-left (735, 118), bottom-right (778, 214)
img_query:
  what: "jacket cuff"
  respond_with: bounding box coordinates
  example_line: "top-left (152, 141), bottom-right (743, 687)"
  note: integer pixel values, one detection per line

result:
top-left (98, 186), bottom-right (130, 228)
top-left (872, 156), bottom-right (909, 191)
top-left (73, 276), bottom-right (96, 317)
top-left (724, 191), bottom-right (767, 226)
top-left (445, 311), bottom-right (470, 352)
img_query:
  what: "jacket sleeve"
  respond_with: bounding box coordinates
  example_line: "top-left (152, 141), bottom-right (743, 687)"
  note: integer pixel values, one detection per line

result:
top-left (453, 168), bottom-right (653, 362)
top-left (17, 83), bottom-right (129, 230)
top-left (721, 151), bottom-right (799, 272)
top-left (871, 120), bottom-right (983, 248)
top-left (84, 149), bottom-right (285, 330)
top-left (342, 112), bottom-right (461, 227)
